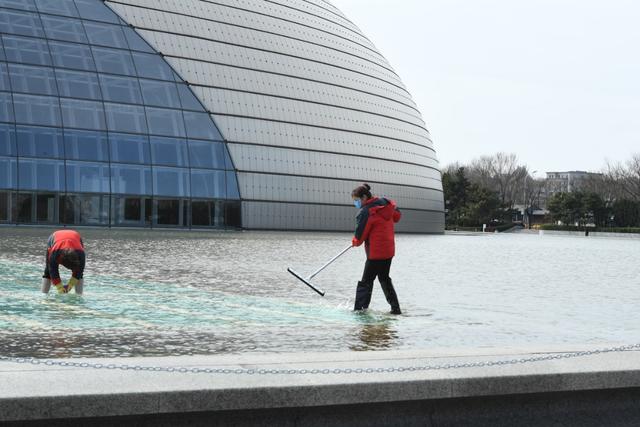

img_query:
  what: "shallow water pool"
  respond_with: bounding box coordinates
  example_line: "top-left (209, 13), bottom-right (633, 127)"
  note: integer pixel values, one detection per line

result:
top-left (0, 228), bottom-right (639, 358)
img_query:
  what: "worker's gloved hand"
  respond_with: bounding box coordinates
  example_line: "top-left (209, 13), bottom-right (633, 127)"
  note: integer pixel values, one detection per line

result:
top-left (66, 277), bottom-right (79, 292)
top-left (55, 283), bottom-right (69, 294)
top-left (352, 237), bottom-right (360, 247)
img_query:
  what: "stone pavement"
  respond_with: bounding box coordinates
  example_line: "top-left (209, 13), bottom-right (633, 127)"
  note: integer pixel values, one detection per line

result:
top-left (2, 345), bottom-right (640, 426)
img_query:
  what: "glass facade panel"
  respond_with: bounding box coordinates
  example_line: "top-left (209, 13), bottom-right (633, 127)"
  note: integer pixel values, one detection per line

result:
top-left (183, 111), bottom-right (223, 140)
top-left (0, 191), bottom-right (10, 222)
top-left (0, 123), bottom-right (16, 156)
top-left (0, 157), bottom-right (17, 189)
top-left (36, 0), bottom-right (79, 17)
top-left (132, 52), bottom-right (174, 81)
top-left (3, 35), bottom-right (52, 66)
top-left (104, 103), bottom-right (147, 133)
top-left (188, 140), bottom-right (225, 169)
top-left (0, 91), bottom-right (13, 122)
top-left (84, 21), bottom-right (127, 48)
top-left (41, 15), bottom-right (87, 43)
top-left (192, 200), bottom-right (224, 227)
top-left (60, 98), bottom-right (106, 130)
top-left (153, 167), bottom-right (190, 197)
top-left (109, 133), bottom-right (150, 164)
top-left (16, 125), bottom-right (64, 158)
top-left (177, 84), bottom-right (202, 111)
top-left (150, 136), bottom-right (188, 167)
top-left (36, 193), bottom-right (59, 223)
top-left (110, 163), bottom-right (151, 195)
top-left (139, 79), bottom-right (180, 108)
top-left (191, 169), bottom-right (225, 199)
top-left (92, 46), bottom-right (135, 75)
top-left (122, 27), bottom-right (152, 53)
top-left (0, 9), bottom-right (44, 37)
top-left (13, 94), bottom-right (61, 126)
top-left (226, 171), bottom-right (240, 199)
top-left (49, 41), bottom-right (95, 70)
top-left (15, 193), bottom-right (32, 222)
top-left (111, 195), bottom-right (151, 226)
top-left (0, 0), bottom-right (36, 11)
top-left (66, 161), bottom-right (110, 193)
top-left (155, 199), bottom-right (187, 227)
top-left (55, 69), bottom-right (101, 100)
top-left (225, 201), bottom-right (242, 228)
top-left (18, 158), bottom-right (65, 191)
top-left (74, 0), bottom-right (120, 24)
top-left (64, 129), bottom-right (109, 161)
top-left (0, 64), bottom-right (7, 91)
top-left (99, 74), bottom-right (142, 104)
top-left (223, 147), bottom-right (234, 169)
top-left (8, 63), bottom-right (58, 95)
top-left (0, 0), bottom-right (240, 228)
top-left (146, 107), bottom-right (185, 137)
top-left (61, 194), bottom-right (109, 225)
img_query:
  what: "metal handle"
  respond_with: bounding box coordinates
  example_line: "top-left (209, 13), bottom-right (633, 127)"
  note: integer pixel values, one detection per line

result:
top-left (307, 245), bottom-right (352, 280)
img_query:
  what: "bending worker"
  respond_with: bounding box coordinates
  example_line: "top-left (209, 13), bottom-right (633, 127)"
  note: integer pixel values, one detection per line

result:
top-left (351, 183), bottom-right (402, 314)
top-left (41, 229), bottom-right (85, 295)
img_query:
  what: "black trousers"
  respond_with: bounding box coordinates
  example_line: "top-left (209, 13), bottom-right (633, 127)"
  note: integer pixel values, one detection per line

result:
top-left (354, 258), bottom-right (400, 312)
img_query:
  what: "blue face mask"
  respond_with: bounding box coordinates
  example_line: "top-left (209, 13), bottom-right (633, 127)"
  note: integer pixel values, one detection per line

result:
top-left (353, 199), bottom-right (362, 209)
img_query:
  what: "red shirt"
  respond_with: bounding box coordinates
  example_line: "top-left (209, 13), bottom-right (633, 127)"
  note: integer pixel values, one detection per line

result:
top-left (47, 230), bottom-right (85, 285)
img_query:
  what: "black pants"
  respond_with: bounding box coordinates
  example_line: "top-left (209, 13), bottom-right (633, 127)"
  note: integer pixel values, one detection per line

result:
top-left (354, 258), bottom-right (400, 312)
top-left (43, 251), bottom-right (51, 279)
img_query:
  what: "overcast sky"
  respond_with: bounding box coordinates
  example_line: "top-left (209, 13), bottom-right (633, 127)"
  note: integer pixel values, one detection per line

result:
top-left (331, 0), bottom-right (640, 174)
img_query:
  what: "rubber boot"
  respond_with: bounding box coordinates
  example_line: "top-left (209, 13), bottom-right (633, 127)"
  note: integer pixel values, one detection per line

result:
top-left (354, 281), bottom-right (374, 311)
top-left (380, 278), bottom-right (401, 314)
top-left (41, 278), bottom-right (51, 294)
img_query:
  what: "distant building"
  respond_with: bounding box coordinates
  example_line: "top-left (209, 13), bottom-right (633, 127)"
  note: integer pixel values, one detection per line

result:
top-left (545, 171), bottom-right (603, 194)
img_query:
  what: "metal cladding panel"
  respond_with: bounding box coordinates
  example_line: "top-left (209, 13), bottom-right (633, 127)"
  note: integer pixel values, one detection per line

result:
top-left (184, 66), bottom-right (424, 126)
top-left (118, 29), bottom-right (416, 108)
top-left (242, 201), bottom-right (444, 233)
top-left (222, 0), bottom-right (378, 53)
top-left (237, 172), bottom-right (444, 211)
top-left (197, 88), bottom-right (429, 144)
top-left (213, 116), bottom-right (436, 166)
top-left (104, 0), bottom-right (445, 233)
top-left (227, 144), bottom-right (442, 188)
top-left (109, 5), bottom-right (399, 85)
top-left (105, 0), bottom-right (390, 69)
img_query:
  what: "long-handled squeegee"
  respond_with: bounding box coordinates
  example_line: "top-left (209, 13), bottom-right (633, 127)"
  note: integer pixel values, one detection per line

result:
top-left (287, 245), bottom-right (352, 297)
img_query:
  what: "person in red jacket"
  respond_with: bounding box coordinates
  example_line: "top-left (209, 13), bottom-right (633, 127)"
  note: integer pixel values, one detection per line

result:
top-left (41, 229), bottom-right (86, 295)
top-left (351, 183), bottom-right (402, 314)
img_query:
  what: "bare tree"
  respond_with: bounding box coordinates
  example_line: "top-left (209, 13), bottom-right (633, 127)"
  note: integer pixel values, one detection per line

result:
top-left (467, 153), bottom-right (527, 208)
top-left (606, 154), bottom-right (640, 201)
top-left (580, 172), bottom-right (613, 202)
top-left (467, 155), bottom-right (495, 191)
top-left (523, 176), bottom-right (547, 209)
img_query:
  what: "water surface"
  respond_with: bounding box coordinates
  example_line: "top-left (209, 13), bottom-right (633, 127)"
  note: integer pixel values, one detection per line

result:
top-left (0, 228), bottom-right (638, 358)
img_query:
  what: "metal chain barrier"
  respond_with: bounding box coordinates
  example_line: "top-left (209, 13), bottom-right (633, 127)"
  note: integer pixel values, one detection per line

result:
top-left (1, 343), bottom-right (639, 375)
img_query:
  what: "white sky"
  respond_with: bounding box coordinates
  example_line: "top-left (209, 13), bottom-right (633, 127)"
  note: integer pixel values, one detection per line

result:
top-left (330, 0), bottom-right (640, 174)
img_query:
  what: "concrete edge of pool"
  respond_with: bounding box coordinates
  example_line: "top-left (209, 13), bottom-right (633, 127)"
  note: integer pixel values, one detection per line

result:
top-left (2, 346), bottom-right (640, 426)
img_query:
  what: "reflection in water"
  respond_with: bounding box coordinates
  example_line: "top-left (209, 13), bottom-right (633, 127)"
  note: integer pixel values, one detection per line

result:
top-left (1, 228), bottom-right (640, 358)
top-left (350, 313), bottom-right (398, 351)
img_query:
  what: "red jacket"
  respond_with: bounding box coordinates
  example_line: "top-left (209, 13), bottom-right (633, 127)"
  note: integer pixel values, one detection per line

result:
top-left (47, 230), bottom-right (85, 285)
top-left (352, 198), bottom-right (401, 260)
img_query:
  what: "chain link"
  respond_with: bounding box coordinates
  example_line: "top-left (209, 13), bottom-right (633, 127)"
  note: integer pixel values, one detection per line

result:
top-left (1, 343), bottom-right (639, 375)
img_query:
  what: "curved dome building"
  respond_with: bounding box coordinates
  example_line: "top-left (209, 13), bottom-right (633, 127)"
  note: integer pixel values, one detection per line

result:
top-left (0, 0), bottom-right (444, 232)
